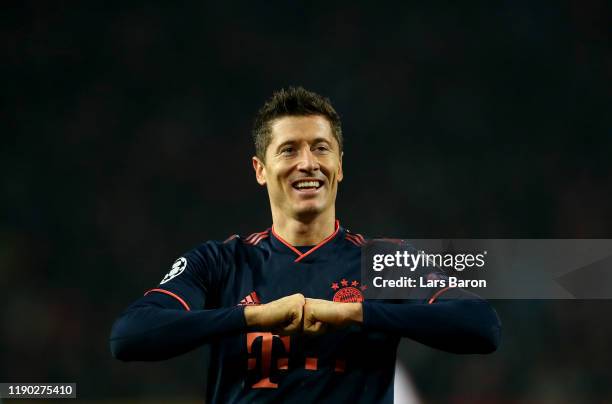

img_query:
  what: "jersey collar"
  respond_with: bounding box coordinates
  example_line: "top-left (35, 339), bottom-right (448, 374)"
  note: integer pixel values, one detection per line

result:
top-left (270, 219), bottom-right (342, 263)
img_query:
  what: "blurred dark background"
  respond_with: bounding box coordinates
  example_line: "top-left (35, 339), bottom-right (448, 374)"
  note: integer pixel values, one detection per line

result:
top-left (1, 1), bottom-right (611, 402)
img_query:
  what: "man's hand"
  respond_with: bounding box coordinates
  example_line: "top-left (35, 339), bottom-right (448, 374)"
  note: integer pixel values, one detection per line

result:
top-left (303, 298), bottom-right (363, 335)
top-left (244, 293), bottom-right (305, 335)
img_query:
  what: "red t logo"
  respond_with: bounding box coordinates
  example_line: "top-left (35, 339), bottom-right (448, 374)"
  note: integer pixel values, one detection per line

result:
top-left (246, 332), bottom-right (290, 388)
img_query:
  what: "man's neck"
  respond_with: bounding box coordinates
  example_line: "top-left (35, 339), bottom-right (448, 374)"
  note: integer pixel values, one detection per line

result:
top-left (272, 211), bottom-right (336, 246)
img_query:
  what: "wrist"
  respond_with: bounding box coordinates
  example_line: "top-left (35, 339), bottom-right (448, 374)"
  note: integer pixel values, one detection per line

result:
top-left (243, 305), bottom-right (262, 327)
top-left (344, 302), bottom-right (363, 325)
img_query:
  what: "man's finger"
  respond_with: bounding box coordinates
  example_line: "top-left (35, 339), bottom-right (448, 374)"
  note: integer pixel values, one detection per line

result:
top-left (304, 320), bottom-right (327, 335)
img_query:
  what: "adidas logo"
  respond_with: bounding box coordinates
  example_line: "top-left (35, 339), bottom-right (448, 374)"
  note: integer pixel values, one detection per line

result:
top-left (238, 291), bottom-right (261, 306)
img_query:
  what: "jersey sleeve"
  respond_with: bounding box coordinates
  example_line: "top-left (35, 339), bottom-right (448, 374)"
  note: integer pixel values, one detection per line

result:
top-left (361, 239), bottom-right (501, 354)
top-left (147, 242), bottom-right (223, 310)
top-left (361, 289), bottom-right (501, 354)
top-left (110, 241), bottom-right (247, 361)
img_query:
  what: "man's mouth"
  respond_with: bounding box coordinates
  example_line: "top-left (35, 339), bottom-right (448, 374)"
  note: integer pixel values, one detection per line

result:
top-left (292, 179), bottom-right (323, 190)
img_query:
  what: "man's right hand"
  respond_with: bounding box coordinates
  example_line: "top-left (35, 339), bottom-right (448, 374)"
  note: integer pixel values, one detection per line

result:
top-left (244, 293), bottom-right (305, 335)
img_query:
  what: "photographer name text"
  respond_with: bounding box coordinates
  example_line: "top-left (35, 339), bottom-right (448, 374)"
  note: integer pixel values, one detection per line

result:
top-left (372, 275), bottom-right (486, 288)
top-left (370, 250), bottom-right (488, 289)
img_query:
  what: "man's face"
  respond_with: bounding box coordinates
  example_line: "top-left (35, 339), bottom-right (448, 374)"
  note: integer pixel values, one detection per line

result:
top-left (253, 115), bottom-right (343, 222)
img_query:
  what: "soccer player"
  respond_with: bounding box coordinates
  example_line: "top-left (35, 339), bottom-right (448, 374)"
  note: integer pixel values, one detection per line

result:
top-left (110, 87), bottom-right (501, 403)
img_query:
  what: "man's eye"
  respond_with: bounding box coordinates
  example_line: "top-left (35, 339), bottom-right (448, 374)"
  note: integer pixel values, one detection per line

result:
top-left (280, 147), bottom-right (295, 155)
top-left (315, 145), bottom-right (330, 152)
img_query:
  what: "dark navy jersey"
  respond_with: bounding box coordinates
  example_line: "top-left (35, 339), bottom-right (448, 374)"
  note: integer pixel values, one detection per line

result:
top-left (111, 221), bottom-right (501, 403)
top-left (154, 221), bottom-right (399, 403)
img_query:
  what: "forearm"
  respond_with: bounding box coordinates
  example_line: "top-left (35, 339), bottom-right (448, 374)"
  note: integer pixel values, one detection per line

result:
top-left (340, 302), bottom-right (363, 325)
top-left (110, 294), bottom-right (246, 361)
top-left (361, 294), bottom-right (501, 354)
top-left (243, 304), bottom-right (265, 326)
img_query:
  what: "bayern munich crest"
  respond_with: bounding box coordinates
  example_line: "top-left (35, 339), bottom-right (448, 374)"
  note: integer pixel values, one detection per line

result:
top-left (331, 279), bottom-right (366, 302)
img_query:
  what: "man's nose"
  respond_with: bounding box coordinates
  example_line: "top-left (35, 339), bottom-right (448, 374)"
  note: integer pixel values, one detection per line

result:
top-left (297, 148), bottom-right (320, 172)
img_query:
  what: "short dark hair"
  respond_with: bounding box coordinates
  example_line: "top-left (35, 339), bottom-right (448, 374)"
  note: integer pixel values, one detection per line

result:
top-left (252, 87), bottom-right (343, 161)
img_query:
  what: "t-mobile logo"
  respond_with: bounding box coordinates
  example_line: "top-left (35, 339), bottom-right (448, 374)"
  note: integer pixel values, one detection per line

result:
top-left (246, 333), bottom-right (290, 388)
top-left (246, 332), bottom-right (345, 388)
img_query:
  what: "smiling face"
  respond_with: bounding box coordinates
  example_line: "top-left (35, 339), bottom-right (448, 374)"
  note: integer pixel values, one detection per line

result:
top-left (253, 115), bottom-right (343, 223)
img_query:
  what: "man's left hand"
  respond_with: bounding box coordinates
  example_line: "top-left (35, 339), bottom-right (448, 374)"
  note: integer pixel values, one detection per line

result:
top-left (302, 298), bottom-right (363, 335)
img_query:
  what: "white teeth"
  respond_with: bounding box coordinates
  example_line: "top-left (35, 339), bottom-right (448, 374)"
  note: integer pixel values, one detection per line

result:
top-left (295, 181), bottom-right (320, 189)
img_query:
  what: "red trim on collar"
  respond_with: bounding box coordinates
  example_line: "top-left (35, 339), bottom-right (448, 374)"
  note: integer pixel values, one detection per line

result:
top-left (271, 220), bottom-right (340, 263)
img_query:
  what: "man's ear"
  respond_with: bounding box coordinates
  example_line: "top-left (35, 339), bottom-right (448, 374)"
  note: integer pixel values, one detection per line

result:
top-left (337, 151), bottom-right (344, 182)
top-left (252, 156), bottom-right (267, 186)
